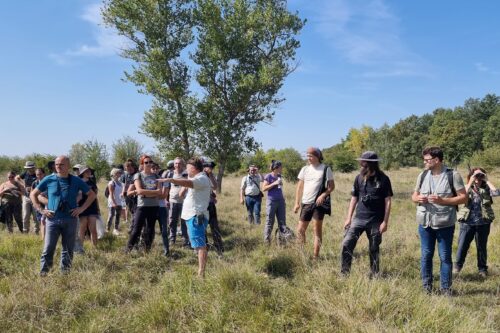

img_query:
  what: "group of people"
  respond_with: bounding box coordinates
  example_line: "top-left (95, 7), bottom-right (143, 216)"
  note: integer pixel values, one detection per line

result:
top-left (0, 155), bottom-right (223, 278)
top-left (240, 146), bottom-right (497, 295)
top-left (0, 145), bottom-right (497, 290)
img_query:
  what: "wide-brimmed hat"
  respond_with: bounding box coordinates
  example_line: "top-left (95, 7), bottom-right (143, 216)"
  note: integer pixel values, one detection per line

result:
top-left (356, 151), bottom-right (381, 162)
top-left (78, 165), bottom-right (91, 176)
top-left (73, 163), bottom-right (83, 170)
top-left (24, 161), bottom-right (35, 169)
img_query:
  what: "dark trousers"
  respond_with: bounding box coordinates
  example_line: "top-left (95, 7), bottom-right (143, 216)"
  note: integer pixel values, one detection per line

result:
top-left (127, 206), bottom-right (159, 251)
top-left (455, 223), bottom-right (491, 272)
top-left (341, 223), bottom-right (382, 274)
top-left (3, 201), bottom-right (23, 233)
top-left (207, 202), bottom-right (224, 253)
top-left (107, 206), bottom-right (122, 230)
top-left (168, 202), bottom-right (188, 244)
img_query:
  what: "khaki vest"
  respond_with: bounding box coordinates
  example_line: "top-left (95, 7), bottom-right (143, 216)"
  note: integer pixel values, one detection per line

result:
top-left (416, 167), bottom-right (457, 229)
top-left (457, 185), bottom-right (495, 223)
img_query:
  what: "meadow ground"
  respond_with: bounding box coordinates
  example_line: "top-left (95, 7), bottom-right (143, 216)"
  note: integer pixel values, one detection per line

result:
top-left (0, 168), bottom-right (499, 332)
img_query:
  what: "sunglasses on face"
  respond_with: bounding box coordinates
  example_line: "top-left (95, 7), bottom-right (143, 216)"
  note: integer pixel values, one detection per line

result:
top-left (143, 161), bottom-right (153, 165)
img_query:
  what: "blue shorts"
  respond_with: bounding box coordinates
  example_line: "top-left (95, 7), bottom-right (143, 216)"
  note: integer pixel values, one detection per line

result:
top-left (186, 215), bottom-right (208, 248)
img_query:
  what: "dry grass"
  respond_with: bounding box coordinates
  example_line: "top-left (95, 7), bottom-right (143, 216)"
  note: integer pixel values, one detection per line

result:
top-left (0, 167), bottom-right (499, 332)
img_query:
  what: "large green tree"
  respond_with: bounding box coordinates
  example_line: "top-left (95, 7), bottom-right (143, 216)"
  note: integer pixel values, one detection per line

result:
top-left (193, 0), bottom-right (304, 190)
top-left (103, 0), bottom-right (197, 158)
top-left (104, 0), bottom-right (304, 191)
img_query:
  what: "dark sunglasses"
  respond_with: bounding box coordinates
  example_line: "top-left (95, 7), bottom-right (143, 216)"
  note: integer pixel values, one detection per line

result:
top-left (143, 161), bottom-right (153, 165)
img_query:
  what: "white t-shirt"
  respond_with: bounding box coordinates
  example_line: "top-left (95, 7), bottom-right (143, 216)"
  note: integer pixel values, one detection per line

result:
top-left (107, 180), bottom-right (123, 208)
top-left (297, 163), bottom-right (334, 204)
top-left (181, 172), bottom-right (211, 220)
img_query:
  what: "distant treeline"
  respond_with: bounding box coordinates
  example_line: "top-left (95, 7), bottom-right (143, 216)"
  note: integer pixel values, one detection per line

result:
top-left (2, 94), bottom-right (500, 178)
top-left (322, 93), bottom-right (500, 172)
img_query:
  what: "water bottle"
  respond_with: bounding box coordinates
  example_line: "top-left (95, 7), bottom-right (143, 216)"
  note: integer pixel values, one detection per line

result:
top-left (277, 176), bottom-right (282, 189)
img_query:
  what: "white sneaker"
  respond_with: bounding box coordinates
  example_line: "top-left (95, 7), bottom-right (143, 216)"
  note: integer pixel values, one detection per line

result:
top-left (112, 229), bottom-right (120, 236)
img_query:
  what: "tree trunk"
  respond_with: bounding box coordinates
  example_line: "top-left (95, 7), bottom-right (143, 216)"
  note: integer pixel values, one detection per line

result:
top-left (216, 160), bottom-right (225, 194)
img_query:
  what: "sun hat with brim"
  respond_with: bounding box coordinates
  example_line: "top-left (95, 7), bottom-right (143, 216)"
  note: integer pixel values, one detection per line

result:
top-left (78, 166), bottom-right (91, 176)
top-left (24, 161), bottom-right (35, 169)
top-left (73, 163), bottom-right (83, 170)
top-left (356, 151), bottom-right (381, 162)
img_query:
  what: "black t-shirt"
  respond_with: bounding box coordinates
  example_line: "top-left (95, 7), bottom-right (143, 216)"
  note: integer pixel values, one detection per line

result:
top-left (351, 172), bottom-right (393, 226)
top-left (21, 171), bottom-right (37, 196)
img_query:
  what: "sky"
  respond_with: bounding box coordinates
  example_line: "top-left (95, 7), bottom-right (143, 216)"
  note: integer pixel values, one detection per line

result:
top-left (1, 0), bottom-right (499, 158)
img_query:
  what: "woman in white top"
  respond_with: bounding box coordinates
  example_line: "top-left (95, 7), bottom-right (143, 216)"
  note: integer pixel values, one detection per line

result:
top-left (107, 168), bottom-right (123, 235)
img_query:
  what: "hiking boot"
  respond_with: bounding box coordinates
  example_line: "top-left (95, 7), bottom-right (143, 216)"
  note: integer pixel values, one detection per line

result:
top-left (452, 265), bottom-right (461, 275)
top-left (478, 271), bottom-right (487, 278)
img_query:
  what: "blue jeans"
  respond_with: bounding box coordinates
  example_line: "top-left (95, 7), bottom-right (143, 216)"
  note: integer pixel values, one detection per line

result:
top-left (264, 199), bottom-right (286, 242)
top-left (40, 217), bottom-right (78, 273)
top-left (245, 195), bottom-right (262, 224)
top-left (158, 207), bottom-right (170, 253)
top-left (418, 224), bottom-right (455, 290)
top-left (455, 223), bottom-right (490, 272)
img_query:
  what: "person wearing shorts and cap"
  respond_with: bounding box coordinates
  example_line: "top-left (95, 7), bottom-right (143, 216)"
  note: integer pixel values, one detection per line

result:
top-left (341, 151), bottom-right (393, 277)
top-left (159, 157), bottom-right (211, 277)
top-left (294, 147), bottom-right (334, 259)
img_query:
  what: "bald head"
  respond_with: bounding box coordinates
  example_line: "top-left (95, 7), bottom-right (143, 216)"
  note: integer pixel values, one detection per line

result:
top-left (55, 155), bottom-right (71, 177)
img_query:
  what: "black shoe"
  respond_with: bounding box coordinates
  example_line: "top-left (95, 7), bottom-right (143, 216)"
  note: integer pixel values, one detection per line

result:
top-left (424, 285), bottom-right (433, 295)
top-left (478, 271), bottom-right (487, 278)
top-left (163, 250), bottom-right (170, 257)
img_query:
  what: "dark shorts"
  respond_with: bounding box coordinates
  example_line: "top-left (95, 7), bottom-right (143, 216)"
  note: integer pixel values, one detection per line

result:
top-left (300, 203), bottom-right (325, 222)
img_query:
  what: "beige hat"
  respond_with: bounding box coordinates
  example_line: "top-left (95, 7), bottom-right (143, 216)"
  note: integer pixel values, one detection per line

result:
top-left (24, 161), bottom-right (35, 169)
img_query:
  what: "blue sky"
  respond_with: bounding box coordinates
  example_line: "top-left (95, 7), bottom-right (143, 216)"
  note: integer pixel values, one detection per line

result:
top-left (1, 0), bottom-right (499, 158)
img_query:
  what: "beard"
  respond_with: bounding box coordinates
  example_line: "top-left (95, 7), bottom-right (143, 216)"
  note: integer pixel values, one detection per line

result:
top-left (360, 164), bottom-right (370, 178)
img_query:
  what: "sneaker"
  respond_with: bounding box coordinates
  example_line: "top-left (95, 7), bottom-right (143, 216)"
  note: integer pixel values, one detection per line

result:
top-left (478, 271), bottom-right (487, 278)
top-left (452, 265), bottom-right (461, 275)
top-left (112, 229), bottom-right (120, 236)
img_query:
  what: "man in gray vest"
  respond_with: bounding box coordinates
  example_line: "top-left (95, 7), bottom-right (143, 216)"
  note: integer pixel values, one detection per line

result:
top-left (411, 146), bottom-right (467, 295)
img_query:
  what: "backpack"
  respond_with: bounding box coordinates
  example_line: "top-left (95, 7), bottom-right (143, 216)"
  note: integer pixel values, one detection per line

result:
top-left (275, 226), bottom-right (295, 247)
top-left (418, 168), bottom-right (457, 210)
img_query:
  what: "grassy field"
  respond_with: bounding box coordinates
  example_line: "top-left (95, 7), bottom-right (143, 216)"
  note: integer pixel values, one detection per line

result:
top-left (0, 167), bottom-right (499, 332)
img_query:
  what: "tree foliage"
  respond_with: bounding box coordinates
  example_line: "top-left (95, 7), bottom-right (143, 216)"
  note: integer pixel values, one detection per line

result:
top-left (328, 94), bottom-right (500, 169)
top-left (103, 0), bottom-right (197, 158)
top-left (69, 140), bottom-right (110, 180)
top-left (111, 135), bottom-right (144, 166)
top-left (103, 0), bottom-right (304, 191)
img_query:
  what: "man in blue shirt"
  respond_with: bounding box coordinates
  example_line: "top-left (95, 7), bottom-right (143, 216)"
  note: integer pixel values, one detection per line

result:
top-left (30, 156), bottom-right (96, 275)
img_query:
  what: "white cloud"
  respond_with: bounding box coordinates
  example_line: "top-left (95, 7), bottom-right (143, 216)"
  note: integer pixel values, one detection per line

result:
top-left (314, 0), bottom-right (429, 77)
top-left (50, 3), bottom-right (128, 64)
top-left (475, 62), bottom-right (489, 72)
